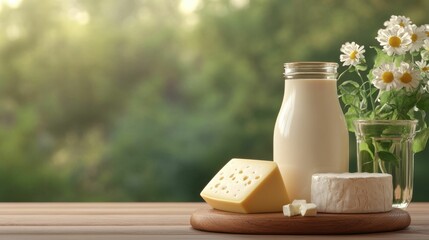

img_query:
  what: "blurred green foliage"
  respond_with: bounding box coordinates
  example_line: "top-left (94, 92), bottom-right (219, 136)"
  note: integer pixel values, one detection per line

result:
top-left (0, 0), bottom-right (428, 201)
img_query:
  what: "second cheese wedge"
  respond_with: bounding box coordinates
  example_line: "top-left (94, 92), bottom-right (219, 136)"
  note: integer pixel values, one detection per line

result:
top-left (200, 158), bottom-right (289, 213)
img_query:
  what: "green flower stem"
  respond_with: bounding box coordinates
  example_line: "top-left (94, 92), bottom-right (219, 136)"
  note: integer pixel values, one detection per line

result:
top-left (372, 138), bottom-right (379, 173)
top-left (368, 81), bottom-right (375, 108)
top-left (356, 69), bottom-right (376, 115)
top-left (338, 66), bottom-right (351, 80)
top-left (375, 90), bottom-right (382, 102)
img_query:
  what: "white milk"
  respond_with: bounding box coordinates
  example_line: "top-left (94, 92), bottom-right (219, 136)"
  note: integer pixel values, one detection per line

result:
top-left (274, 79), bottom-right (349, 202)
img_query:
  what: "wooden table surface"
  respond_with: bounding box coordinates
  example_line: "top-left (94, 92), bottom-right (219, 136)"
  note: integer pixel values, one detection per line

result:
top-left (0, 202), bottom-right (427, 240)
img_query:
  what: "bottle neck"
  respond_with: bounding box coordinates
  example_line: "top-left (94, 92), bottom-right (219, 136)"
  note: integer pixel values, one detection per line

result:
top-left (282, 79), bottom-right (338, 101)
top-left (284, 62), bottom-right (338, 80)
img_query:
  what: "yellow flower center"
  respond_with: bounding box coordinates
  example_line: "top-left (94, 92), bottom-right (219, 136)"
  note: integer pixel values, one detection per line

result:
top-left (400, 72), bottom-right (412, 84)
top-left (422, 67), bottom-right (429, 72)
top-left (349, 50), bottom-right (358, 60)
top-left (411, 33), bottom-right (418, 42)
top-left (389, 36), bottom-right (402, 47)
top-left (426, 31), bottom-right (429, 37)
top-left (399, 22), bottom-right (405, 27)
top-left (382, 71), bottom-right (394, 83)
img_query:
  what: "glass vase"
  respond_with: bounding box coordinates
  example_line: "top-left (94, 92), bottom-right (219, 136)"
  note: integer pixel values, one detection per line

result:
top-left (354, 120), bottom-right (417, 209)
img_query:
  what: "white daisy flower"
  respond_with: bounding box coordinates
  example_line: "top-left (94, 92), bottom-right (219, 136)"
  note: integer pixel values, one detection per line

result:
top-left (340, 42), bottom-right (365, 66)
top-left (425, 24), bottom-right (429, 38)
top-left (416, 60), bottom-right (429, 77)
top-left (422, 39), bottom-right (429, 60)
top-left (384, 15), bottom-right (412, 28)
top-left (397, 62), bottom-right (422, 91)
top-left (372, 63), bottom-right (400, 91)
top-left (408, 25), bottom-right (427, 52)
top-left (376, 25), bottom-right (412, 55)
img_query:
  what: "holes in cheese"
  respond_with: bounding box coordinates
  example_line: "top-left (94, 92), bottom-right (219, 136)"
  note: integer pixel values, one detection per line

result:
top-left (200, 158), bottom-right (289, 213)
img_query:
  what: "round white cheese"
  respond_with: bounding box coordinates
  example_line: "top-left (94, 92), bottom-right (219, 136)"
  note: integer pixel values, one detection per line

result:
top-left (311, 173), bottom-right (392, 213)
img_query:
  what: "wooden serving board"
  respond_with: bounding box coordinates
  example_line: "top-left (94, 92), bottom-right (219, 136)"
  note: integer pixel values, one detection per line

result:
top-left (190, 207), bottom-right (411, 235)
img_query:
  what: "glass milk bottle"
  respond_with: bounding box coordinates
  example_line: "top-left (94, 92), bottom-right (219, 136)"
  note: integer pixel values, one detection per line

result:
top-left (274, 62), bottom-right (349, 202)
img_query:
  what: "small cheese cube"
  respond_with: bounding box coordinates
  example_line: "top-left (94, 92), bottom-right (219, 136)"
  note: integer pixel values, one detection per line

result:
top-left (300, 203), bottom-right (317, 216)
top-left (283, 204), bottom-right (299, 217)
top-left (200, 159), bottom-right (289, 213)
top-left (284, 200), bottom-right (317, 217)
top-left (292, 199), bottom-right (307, 205)
top-left (291, 199), bottom-right (306, 213)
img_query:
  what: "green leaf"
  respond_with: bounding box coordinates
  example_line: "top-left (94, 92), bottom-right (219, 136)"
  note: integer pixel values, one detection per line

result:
top-left (375, 103), bottom-right (394, 119)
top-left (344, 107), bottom-right (360, 132)
top-left (379, 90), bottom-right (394, 105)
top-left (355, 64), bottom-right (367, 72)
top-left (341, 94), bottom-right (360, 107)
top-left (377, 151), bottom-right (399, 167)
top-left (371, 46), bottom-right (394, 68)
top-left (410, 109), bottom-right (427, 130)
top-left (413, 128), bottom-right (429, 153)
top-left (417, 94), bottom-right (429, 111)
top-left (411, 51), bottom-right (420, 57)
top-left (359, 150), bottom-right (374, 172)
top-left (375, 141), bottom-right (393, 151)
top-left (339, 80), bottom-right (360, 94)
top-left (395, 90), bottom-right (418, 116)
top-left (359, 99), bottom-right (368, 111)
top-left (339, 81), bottom-right (362, 108)
top-left (358, 123), bottom-right (388, 137)
top-left (359, 141), bottom-right (375, 159)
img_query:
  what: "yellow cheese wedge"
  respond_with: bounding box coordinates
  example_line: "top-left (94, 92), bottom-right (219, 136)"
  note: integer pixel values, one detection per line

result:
top-left (200, 158), bottom-right (289, 213)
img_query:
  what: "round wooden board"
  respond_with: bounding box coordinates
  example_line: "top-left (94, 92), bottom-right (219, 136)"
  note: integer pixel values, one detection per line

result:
top-left (190, 207), bottom-right (411, 235)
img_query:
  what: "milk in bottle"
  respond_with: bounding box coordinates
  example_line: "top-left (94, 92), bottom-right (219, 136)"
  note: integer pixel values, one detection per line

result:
top-left (273, 62), bottom-right (349, 201)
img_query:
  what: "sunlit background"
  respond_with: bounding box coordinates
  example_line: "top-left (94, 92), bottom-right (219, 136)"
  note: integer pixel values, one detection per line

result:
top-left (0, 0), bottom-right (428, 201)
